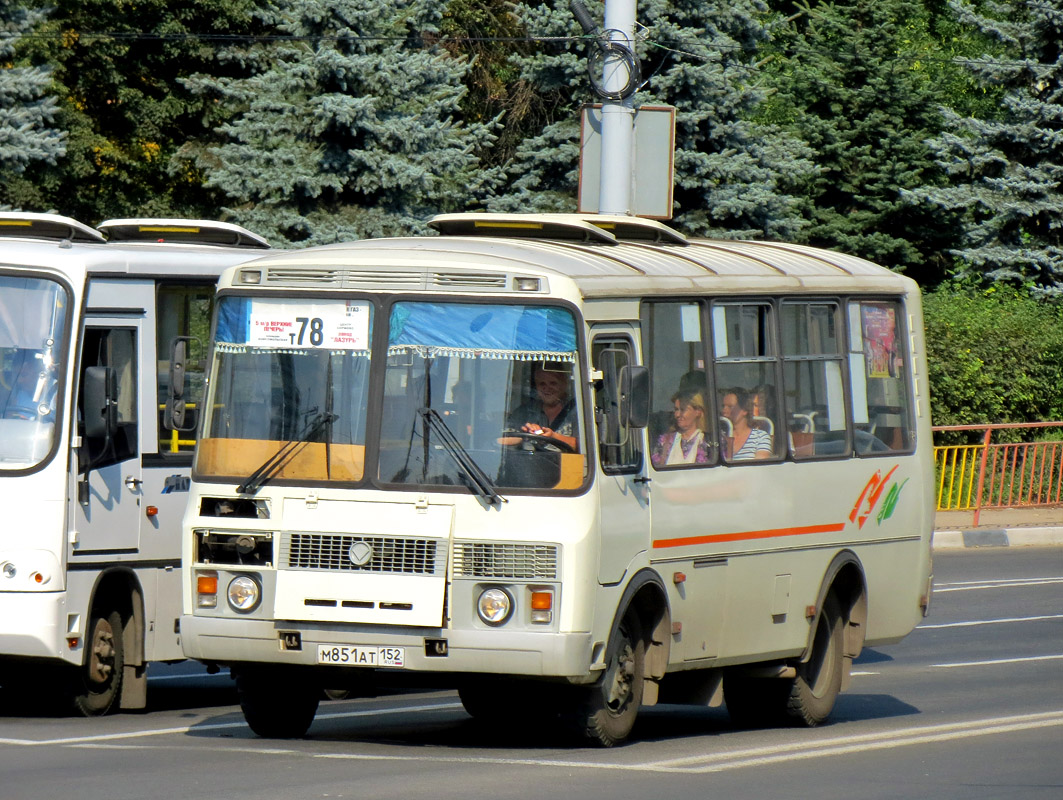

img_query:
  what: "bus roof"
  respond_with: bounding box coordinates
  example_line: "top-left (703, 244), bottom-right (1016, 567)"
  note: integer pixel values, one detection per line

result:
top-left (0, 212), bottom-right (106, 244)
top-left (98, 218), bottom-right (270, 249)
top-left (220, 213), bottom-right (915, 299)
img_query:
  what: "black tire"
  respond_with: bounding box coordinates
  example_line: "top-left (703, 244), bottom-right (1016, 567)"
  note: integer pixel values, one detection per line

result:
top-left (71, 609), bottom-right (124, 717)
top-left (237, 668), bottom-right (320, 739)
top-left (724, 593), bottom-right (844, 729)
top-left (723, 671), bottom-right (791, 729)
top-left (565, 612), bottom-right (645, 747)
top-left (786, 593), bottom-right (844, 726)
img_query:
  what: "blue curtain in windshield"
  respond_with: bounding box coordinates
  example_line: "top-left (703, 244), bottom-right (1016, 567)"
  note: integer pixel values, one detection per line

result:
top-left (388, 302), bottom-right (577, 360)
top-left (215, 296), bottom-right (251, 344)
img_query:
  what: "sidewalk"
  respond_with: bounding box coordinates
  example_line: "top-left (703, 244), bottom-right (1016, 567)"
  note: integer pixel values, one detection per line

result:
top-left (934, 505), bottom-right (1063, 549)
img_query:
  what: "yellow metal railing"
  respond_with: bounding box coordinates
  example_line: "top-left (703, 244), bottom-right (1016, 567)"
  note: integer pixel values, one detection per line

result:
top-left (934, 444), bottom-right (984, 510)
top-left (933, 422), bottom-right (1063, 524)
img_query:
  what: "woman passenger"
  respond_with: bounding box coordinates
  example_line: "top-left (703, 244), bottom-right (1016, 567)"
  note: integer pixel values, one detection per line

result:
top-left (651, 389), bottom-right (710, 466)
top-left (721, 388), bottom-right (772, 460)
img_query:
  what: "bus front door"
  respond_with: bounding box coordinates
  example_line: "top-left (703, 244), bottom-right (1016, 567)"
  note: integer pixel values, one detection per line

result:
top-left (591, 330), bottom-right (651, 585)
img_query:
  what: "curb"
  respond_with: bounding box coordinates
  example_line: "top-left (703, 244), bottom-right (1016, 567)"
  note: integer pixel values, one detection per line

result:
top-left (932, 526), bottom-right (1063, 550)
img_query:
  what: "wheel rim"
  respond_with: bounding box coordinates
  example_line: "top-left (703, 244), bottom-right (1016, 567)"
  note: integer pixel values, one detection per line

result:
top-left (87, 617), bottom-right (117, 686)
top-left (604, 628), bottom-right (637, 714)
top-left (803, 612), bottom-right (835, 698)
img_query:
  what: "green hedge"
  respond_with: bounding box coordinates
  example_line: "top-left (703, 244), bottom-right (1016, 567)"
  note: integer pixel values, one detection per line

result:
top-left (922, 285), bottom-right (1063, 432)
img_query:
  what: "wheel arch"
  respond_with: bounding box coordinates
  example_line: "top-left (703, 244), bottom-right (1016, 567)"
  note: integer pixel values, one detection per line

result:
top-left (806, 550), bottom-right (868, 687)
top-left (609, 567), bottom-right (671, 704)
top-left (85, 566), bottom-right (147, 708)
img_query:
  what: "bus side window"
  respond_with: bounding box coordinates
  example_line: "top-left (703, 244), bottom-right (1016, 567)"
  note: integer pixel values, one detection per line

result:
top-left (847, 300), bottom-right (915, 454)
top-left (157, 283), bottom-right (214, 455)
top-left (781, 301), bottom-right (849, 459)
top-left (640, 301), bottom-right (717, 469)
top-left (592, 338), bottom-right (641, 473)
top-left (79, 327), bottom-right (138, 470)
top-left (711, 302), bottom-right (781, 462)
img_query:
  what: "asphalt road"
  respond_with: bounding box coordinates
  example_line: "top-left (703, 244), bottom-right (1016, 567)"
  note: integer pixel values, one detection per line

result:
top-left (1, 547), bottom-right (1060, 800)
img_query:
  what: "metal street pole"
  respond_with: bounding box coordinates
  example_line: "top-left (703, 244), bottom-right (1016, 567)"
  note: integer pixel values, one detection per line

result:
top-left (598, 0), bottom-right (636, 216)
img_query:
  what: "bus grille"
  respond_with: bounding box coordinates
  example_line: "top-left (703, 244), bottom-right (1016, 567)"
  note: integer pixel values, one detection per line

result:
top-left (451, 542), bottom-right (558, 580)
top-left (281, 533), bottom-right (444, 575)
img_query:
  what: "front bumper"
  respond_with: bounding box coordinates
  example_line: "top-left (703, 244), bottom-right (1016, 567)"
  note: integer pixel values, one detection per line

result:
top-left (181, 615), bottom-right (594, 678)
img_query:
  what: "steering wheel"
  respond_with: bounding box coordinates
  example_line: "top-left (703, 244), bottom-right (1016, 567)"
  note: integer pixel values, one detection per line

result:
top-left (499, 429), bottom-right (577, 454)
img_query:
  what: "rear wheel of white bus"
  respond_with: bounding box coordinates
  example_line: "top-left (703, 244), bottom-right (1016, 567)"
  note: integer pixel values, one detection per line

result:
top-left (724, 593), bottom-right (844, 728)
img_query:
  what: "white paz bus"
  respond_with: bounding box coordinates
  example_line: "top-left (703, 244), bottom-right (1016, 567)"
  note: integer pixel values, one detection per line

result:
top-left (180, 214), bottom-right (934, 746)
top-left (0, 213), bottom-right (269, 714)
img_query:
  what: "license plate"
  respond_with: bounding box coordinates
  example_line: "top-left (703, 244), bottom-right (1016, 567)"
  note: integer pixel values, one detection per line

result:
top-left (316, 644), bottom-right (405, 667)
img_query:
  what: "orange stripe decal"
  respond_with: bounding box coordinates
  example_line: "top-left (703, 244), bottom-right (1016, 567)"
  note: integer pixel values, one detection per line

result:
top-left (652, 522), bottom-right (847, 549)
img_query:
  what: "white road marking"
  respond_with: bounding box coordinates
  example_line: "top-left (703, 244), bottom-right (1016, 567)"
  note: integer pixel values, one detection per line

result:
top-left (919, 613), bottom-right (1063, 629)
top-left (10, 709), bottom-right (1062, 776)
top-left (930, 654), bottom-right (1063, 668)
top-left (935, 577), bottom-right (1063, 587)
top-left (850, 670), bottom-right (879, 676)
top-left (933, 578), bottom-right (1063, 593)
top-left (0, 701), bottom-right (463, 746)
top-left (310, 711), bottom-right (1063, 774)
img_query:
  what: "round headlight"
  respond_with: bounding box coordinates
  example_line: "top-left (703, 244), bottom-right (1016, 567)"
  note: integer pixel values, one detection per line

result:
top-left (477, 587), bottom-right (513, 626)
top-left (227, 576), bottom-right (261, 612)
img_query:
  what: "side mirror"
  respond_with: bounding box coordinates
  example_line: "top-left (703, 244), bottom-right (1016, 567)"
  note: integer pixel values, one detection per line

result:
top-left (83, 366), bottom-right (117, 440)
top-left (619, 365), bottom-right (649, 429)
top-left (165, 336), bottom-right (197, 432)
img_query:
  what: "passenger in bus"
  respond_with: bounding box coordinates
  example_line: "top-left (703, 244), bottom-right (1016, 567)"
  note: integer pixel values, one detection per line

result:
top-left (721, 388), bottom-right (772, 460)
top-left (507, 362), bottom-right (578, 452)
top-left (651, 389), bottom-right (710, 466)
top-left (751, 384), bottom-right (775, 435)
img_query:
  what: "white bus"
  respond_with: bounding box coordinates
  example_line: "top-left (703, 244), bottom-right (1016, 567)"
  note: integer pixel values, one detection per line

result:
top-left (0, 213), bottom-right (269, 715)
top-left (180, 213), bottom-right (934, 746)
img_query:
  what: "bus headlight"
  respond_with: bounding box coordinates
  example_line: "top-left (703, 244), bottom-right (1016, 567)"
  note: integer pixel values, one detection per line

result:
top-left (226, 576), bottom-right (261, 612)
top-left (477, 588), bottom-right (513, 626)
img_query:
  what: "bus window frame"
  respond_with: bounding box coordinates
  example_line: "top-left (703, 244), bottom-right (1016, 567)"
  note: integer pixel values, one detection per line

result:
top-left (709, 297), bottom-right (786, 466)
top-left (845, 295), bottom-right (918, 458)
top-left (591, 334), bottom-right (643, 476)
top-left (0, 269), bottom-right (74, 477)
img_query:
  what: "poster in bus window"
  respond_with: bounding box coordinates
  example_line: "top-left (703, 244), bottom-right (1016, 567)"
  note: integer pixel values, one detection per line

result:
top-left (861, 303), bottom-right (898, 379)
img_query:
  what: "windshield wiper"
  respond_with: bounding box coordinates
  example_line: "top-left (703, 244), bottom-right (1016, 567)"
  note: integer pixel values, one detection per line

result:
top-left (236, 410), bottom-right (339, 495)
top-left (418, 407), bottom-right (506, 507)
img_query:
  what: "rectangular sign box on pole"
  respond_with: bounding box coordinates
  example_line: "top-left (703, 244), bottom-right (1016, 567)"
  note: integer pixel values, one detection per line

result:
top-left (578, 104), bottom-right (676, 219)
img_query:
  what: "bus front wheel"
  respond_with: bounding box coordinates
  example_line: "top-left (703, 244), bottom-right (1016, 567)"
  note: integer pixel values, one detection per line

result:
top-left (565, 612), bottom-right (645, 747)
top-left (237, 668), bottom-right (320, 738)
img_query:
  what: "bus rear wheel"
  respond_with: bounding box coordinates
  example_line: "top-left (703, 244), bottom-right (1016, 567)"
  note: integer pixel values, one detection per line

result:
top-left (237, 667), bottom-right (320, 739)
top-left (71, 609), bottom-right (125, 717)
top-left (786, 593), bottom-right (844, 726)
top-left (564, 612), bottom-right (645, 747)
top-left (724, 594), bottom-right (844, 729)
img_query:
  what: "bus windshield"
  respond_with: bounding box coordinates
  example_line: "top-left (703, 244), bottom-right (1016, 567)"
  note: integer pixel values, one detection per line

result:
top-left (198, 296), bottom-right (585, 493)
top-left (0, 274), bottom-right (68, 470)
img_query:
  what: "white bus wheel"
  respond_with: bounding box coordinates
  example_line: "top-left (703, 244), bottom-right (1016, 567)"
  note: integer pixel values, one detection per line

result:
top-left (72, 609), bottom-right (125, 717)
top-left (237, 668), bottom-right (319, 739)
top-left (567, 612), bottom-right (645, 747)
top-left (786, 593), bottom-right (844, 726)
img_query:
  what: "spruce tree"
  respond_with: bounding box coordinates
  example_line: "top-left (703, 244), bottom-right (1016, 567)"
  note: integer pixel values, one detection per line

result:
top-left (909, 0), bottom-right (1063, 295)
top-left (184, 0), bottom-right (498, 245)
top-left (0, 0), bottom-right (65, 181)
top-left (489, 0), bottom-right (813, 240)
top-left (762, 0), bottom-right (956, 283)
